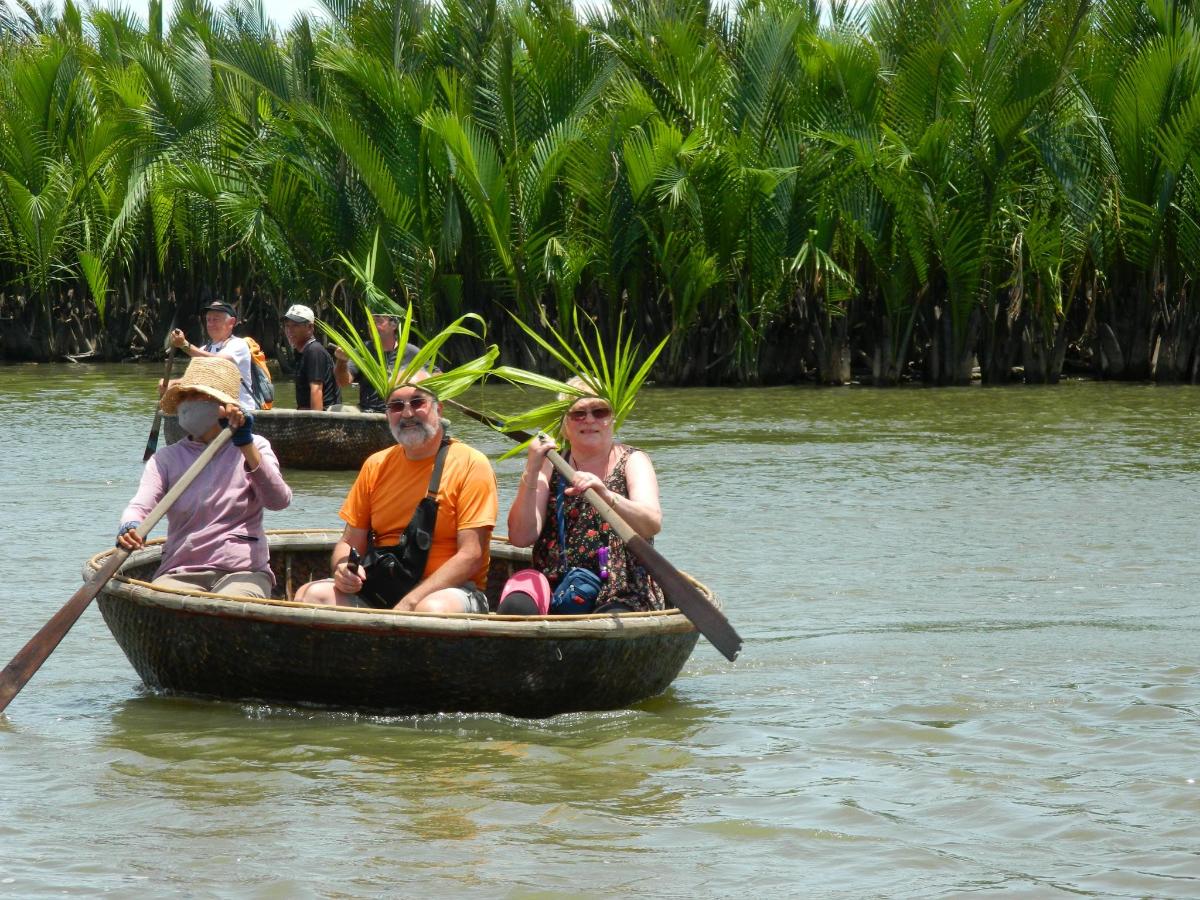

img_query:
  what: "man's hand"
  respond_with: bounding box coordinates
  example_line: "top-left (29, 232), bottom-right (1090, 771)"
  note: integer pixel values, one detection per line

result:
top-left (333, 347), bottom-right (354, 389)
top-left (332, 558), bottom-right (364, 595)
top-left (393, 591), bottom-right (422, 612)
top-left (168, 328), bottom-right (189, 351)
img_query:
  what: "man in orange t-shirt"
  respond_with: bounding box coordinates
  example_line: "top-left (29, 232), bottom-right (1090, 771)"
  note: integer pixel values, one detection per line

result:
top-left (294, 378), bottom-right (498, 613)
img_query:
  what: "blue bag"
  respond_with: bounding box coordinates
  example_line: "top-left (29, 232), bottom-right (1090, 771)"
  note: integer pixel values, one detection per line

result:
top-left (550, 566), bottom-right (603, 614)
top-left (550, 476), bottom-right (604, 614)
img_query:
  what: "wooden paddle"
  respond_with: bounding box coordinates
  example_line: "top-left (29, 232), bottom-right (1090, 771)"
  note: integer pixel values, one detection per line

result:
top-left (143, 347), bottom-right (177, 459)
top-left (446, 398), bottom-right (743, 661)
top-left (0, 428), bottom-right (235, 714)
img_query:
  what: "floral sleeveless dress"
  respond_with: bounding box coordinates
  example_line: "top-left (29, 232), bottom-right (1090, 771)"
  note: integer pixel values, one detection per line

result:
top-left (531, 444), bottom-right (666, 612)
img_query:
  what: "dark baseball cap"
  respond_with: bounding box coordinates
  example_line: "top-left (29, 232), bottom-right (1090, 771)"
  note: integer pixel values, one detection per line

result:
top-left (203, 300), bottom-right (237, 318)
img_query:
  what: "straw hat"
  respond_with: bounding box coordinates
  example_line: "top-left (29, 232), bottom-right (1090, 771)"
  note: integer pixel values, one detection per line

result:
top-left (161, 357), bottom-right (242, 414)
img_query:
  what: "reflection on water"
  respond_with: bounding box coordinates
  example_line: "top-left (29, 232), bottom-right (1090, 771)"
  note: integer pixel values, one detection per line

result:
top-left (101, 691), bottom-right (705, 806)
top-left (2, 365), bottom-right (1200, 894)
top-left (92, 691), bottom-right (705, 866)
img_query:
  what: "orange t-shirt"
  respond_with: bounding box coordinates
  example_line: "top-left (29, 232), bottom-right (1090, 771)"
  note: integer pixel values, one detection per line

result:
top-left (339, 439), bottom-right (498, 588)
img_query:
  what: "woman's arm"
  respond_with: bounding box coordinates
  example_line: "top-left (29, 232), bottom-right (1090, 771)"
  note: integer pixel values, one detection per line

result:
top-left (561, 448), bottom-right (662, 539)
top-left (506, 438), bottom-right (554, 547)
top-left (608, 449), bottom-right (662, 539)
top-left (246, 440), bottom-right (291, 510)
top-left (115, 456), bottom-right (169, 551)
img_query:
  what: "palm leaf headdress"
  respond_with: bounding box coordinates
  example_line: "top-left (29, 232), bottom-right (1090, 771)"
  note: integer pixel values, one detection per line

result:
top-left (319, 235), bottom-right (498, 402)
top-left (492, 309), bottom-right (669, 449)
top-left (319, 301), bottom-right (498, 403)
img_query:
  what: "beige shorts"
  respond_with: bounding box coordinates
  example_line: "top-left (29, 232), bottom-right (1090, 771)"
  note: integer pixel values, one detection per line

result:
top-left (309, 580), bottom-right (489, 612)
top-left (152, 570), bottom-right (273, 599)
top-left (445, 585), bottom-right (490, 614)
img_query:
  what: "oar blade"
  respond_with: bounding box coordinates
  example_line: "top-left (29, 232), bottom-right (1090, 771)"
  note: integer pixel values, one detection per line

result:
top-left (143, 412), bottom-right (164, 461)
top-left (2, 429), bottom-right (233, 714)
top-left (143, 343), bottom-right (177, 462)
top-left (0, 551), bottom-right (126, 714)
top-left (626, 535), bottom-right (742, 661)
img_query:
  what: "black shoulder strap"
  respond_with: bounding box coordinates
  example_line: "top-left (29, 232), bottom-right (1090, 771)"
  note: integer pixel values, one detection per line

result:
top-left (367, 437), bottom-right (452, 550)
top-left (425, 437), bottom-right (452, 500)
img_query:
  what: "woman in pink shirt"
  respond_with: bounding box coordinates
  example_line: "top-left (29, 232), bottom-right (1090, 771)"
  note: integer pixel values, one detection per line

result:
top-left (117, 357), bottom-right (292, 598)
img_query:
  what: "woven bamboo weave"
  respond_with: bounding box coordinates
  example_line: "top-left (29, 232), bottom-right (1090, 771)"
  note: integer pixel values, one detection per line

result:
top-left (85, 531), bottom-right (711, 717)
top-left (163, 409), bottom-right (394, 469)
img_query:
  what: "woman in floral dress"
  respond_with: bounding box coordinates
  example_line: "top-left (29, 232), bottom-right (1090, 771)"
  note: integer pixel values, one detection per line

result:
top-left (503, 390), bottom-right (665, 613)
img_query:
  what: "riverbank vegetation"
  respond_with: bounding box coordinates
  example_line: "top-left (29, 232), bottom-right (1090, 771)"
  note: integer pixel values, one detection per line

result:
top-left (1, 0), bottom-right (1199, 384)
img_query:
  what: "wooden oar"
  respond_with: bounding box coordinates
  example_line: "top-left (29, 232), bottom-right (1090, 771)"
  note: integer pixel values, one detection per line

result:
top-left (446, 398), bottom-right (743, 661)
top-left (143, 326), bottom-right (179, 461)
top-left (0, 428), bottom-right (235, 714)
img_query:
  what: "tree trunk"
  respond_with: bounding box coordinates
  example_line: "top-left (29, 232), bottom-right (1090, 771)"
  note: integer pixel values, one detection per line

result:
top-left (1096, 322), bottom-right (1125, 378)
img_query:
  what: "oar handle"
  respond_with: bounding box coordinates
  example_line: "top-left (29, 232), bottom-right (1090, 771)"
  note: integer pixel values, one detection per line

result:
top-left (444, 398), bottom-right (742, 661)
top-left (545, 448), bottom-right (636, 543)
top-left (0, 427), bottom-right (235, 714)
top-left (136, 427), bottom-right (233, 540)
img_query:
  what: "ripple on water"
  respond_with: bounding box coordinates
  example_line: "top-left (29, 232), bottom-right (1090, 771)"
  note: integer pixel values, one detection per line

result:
top-left (3, 373), bottom-right (1200, 895)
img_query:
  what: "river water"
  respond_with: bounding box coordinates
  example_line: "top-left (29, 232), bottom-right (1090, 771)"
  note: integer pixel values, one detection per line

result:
top-left (1, 364), bottom-right (1198, 897)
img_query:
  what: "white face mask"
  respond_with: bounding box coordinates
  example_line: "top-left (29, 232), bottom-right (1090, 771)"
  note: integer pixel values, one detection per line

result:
top-left (177, 398), bottom-right (221, 438)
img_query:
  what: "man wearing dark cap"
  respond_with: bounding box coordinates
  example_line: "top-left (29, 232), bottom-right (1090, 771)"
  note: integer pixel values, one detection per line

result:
top-left (168, 300), bottom-right (257, 409)
top-left (333, 312), bottom-right (421, 412)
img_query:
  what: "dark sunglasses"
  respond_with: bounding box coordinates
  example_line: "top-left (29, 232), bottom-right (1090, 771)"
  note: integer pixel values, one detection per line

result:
top-left (386, 396), bottom-right (431, 413)
top-left (567, 405), bottom-right (613, 423)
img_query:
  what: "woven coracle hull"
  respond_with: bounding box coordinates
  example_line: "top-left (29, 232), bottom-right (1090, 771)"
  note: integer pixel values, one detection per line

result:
top-left (86, 531), bottom-right (708, 717)
top-left (163, 409), bottom-right (393, 469)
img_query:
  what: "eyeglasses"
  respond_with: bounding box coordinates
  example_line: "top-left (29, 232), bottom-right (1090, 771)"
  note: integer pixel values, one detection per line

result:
top-left (386, 396), bottom-right (431, 414)
top-left (567, 406), bottom-right (613, 423)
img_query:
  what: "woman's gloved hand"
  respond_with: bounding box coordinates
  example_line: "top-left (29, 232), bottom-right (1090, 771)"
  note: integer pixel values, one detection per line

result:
top-left (219, 404), bottom-right (255, 447)
top-left (116, 520), bottom-right (144, 551)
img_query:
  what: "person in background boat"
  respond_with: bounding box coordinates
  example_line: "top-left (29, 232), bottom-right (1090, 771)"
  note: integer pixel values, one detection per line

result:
top-left (118, 357), bottom-right (292, 598)
top-left (332, 313), bottom-right (422, 412)
top-left (282, 303), bottom-right (341, 411)
top-left (499, 380), bottom-right (665, 615)
top-left (294, 374), bottom-right (498, 613)
top-left (164, 299), bottom-right (257, 410)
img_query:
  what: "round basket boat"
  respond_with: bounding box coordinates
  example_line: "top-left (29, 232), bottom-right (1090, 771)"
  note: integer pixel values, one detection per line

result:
top-left (163, 409), bottom-right (393, 469)
top-left (84, 530), bottom-right (710, 717)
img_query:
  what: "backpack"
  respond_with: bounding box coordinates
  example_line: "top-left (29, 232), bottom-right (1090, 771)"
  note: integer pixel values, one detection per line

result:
top-left (243, 336), bottom-right (275, 410)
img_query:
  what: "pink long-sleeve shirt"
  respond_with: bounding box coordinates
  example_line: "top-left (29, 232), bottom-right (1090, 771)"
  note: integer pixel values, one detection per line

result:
top-left (122, 436), bottom-right (292, 583)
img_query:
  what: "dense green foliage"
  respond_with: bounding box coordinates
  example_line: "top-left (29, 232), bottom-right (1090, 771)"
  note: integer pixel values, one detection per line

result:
top-left (2, 0), bottom-right (1200, 384)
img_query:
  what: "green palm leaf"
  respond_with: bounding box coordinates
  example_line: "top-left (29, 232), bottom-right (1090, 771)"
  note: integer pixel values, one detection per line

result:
top-left (492, 308), bottom-right (669, 447)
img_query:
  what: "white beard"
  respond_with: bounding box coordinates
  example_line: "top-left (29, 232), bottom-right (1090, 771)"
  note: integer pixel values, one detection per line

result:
top-left (390, 418), bottom-right (437, 448)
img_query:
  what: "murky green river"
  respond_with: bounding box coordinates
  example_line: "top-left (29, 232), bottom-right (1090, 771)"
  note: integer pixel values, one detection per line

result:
top-left (2, 364), bottom-right (1199, 897)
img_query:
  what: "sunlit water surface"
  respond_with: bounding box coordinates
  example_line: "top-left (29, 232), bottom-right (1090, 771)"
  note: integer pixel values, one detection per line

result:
top-left (1, 365), bottom-right (1199, 897)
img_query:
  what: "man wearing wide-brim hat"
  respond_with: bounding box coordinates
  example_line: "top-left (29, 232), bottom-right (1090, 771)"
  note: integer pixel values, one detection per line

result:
top-left (117, 357), bottom-right (292, 598)
top-left (166, 299), bottom-right (257, 410)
